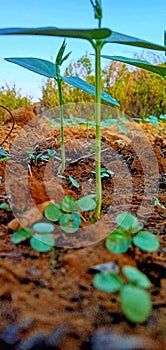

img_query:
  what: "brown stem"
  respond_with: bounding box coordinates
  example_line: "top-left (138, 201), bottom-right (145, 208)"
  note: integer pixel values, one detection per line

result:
top-left (0, 105), bottom-right (15, 146)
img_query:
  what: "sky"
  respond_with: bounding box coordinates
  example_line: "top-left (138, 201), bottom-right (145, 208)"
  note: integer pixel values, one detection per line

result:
top-left (0, 0), bottom-right (165, 101)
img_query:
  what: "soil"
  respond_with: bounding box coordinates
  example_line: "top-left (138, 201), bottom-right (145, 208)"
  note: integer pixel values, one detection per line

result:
top-left (0, 105), bottom-right (166, 349)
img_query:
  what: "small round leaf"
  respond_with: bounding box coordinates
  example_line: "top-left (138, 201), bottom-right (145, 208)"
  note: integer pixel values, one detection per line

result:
top-left (59, 212), bottom-right (81, 233)
top-left (133, 231), bottom-right (159, 252)
top-left (33, 222), bottom-right (55, 233)
top-left (78, 195), bottom-right (96, 211)
top-left (122, 266), bottom-right (151, 289)
top-left (44, 203), bottom-right (62, 222)
top-left (93, 272), bottom-right (124, 292)
top-left (116, 212), bottom-right (143, 234)
top-left (61, 196), bottom-right (78, 212)
top-left (120, 285), bottom-right (152, 323)
top-left (30, 234), bottom-right (54, 252)
top-left (106, 229), bottom-right (132, 254)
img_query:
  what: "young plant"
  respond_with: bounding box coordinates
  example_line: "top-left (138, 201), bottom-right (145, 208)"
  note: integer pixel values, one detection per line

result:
top-left (91, 167), bottom-right (114, 179)
top-left (106, 212), bottom-right (159, 253)
top-left (153, 196), bottom-right (166, 209)
top-left (44, 194), bottom-right (96, 234)
top-left (11, 222), bottom-right (55, 252)
top-left (0, 0), bottom-right (166, 218)
top-left (93, 265), bottom-right (152, 323)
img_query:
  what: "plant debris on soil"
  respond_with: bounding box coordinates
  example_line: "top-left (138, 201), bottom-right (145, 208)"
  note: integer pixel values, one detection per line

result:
top-left (0, 105), bottom-right (166, 349)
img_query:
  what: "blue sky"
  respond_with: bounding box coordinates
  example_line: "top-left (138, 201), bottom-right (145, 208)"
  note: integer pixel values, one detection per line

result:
top-left (0, 0), bottom-right (165, 101)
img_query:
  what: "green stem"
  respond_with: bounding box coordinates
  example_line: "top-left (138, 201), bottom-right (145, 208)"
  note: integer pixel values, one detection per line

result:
top-left (94, 43), bottom-right (102, 219)
top-left (57, 78), bottom-right (65, 173)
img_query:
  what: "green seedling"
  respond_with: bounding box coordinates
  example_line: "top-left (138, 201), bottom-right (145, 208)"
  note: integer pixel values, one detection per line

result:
top-left (93, 265), bottom-right (152, 323)
top-left (25, 148), bottom-right (61, 166)
top-left (1, 1), bottom-right (166, 218)
top-left (106, 212), bottom-right (159, 253)
top-left (153, 196), bottom-right (166, 209)
top-left (0, 147), bottom-right (9, 162)
top-left (44, 195), bottom-right (96, 234)
top-left (11, 222), bottom-right (55, 252)
top-left (91, 167), bottom-right (114, 179)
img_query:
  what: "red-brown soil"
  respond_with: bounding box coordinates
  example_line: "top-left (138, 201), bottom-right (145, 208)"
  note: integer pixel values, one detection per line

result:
top-left (0, 105), bottom-right (166, 349)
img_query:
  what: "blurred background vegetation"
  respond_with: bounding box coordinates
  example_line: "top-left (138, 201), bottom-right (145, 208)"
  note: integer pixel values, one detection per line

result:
top-left (0, 53), bottom-right (166, 122)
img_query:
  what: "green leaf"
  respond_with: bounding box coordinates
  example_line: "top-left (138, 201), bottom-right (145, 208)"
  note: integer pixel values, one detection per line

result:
top-left (0, 203), bottom-right (11, 211)
top-left (47, 149), bottom-right (56, 157)
top-left (120, 285), bottom-right (152, 323)
top-left (5, 57), bottom-right (57, 78)
top-left (0, 149), bottom-right (8, 156)
top-left (11, 228), bottom-right (33, 244)
top-left (0, 27), bottom-right (111, 40)
top-left (78, 195), bottom-right (96, 211)
top-left (116, 212), bottom-right (143, 234)
top-left (100, 55), bottom-right (166, 78)
top-left (30, 234), bottom-right (54, 252)
top-left (60, 75), bottom-right (120, 106)
top-left (33, 222), bottom-right (55, 233)
top-left (93, 272), bottom-right (124, 292)
top-left (59, 212), bottom-right (81, 233)
top-left (122, 266), bottom-right (151, 289)
top-left (44, 203), bottom-right (62, 222)
top-left (133, 231), bottom-right (159, 252)
top-left (106, 229), bottom-right (132, 254)
top-left (56, 39), bottom-right (67, 66)
top-left (153, 196), bottom-right (166, 209)
top-left (61, 196), bottom-right (79, 213)
top-left (68, 176), bottom-right (80, 188)
top-left (105, 30), bottom-right (166, 51)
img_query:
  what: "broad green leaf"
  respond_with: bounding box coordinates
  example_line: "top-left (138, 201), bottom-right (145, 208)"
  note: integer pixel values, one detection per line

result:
top-left (33, 222), bottom-right (55, 233)
top-left (61, 196), bottom-right (79, 213)
top-left (106, 229), bottom-right (132, 254)
top-left (100, 55), bottom-right (166, 78)
top-left (68, 176), bottom-right (80, 188)
top-left (116, 212), bottom-right (143, 234)
top-left (133, 231), bottom-right (159, 252)
top-left (5, 57), bottom-right (57, 78)
top-left (11, 228), bottom-right (33, 244)
top-left (44, 203), bottom-right (62, 222)
top-left (120, 285), bottom-right (152, 323)
top-left (60, 75), bottom-right (120, 106)
top-left (122, 266), bottom-right (151, 289)
top-left (105, 30), bottom-right (166, 51)
top-left (78, 195), bottom-right (96, 211)
top-left (0, 27), bottom-right (111, 40)
top-left (93, 272), bottom-right (124, 292)
top-left (59, 212), bottom-right (81, 233)
top-left (30, 234), bottom-right (54, 252)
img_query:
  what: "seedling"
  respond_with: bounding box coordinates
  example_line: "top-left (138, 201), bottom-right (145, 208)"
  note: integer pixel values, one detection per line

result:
top-left (44, 195), bottom-right (96, 234)
top-left (11, 222), bottom-right (55, 252)
top-left (25, 148), bottom-right (61, 166)
top-left (153, 196), bottom-right (166, 209)
top-left (93, 265), bottom-right (152, 323)
top-left (91, 167), bottom-right (114, 179)
top-left (0, 1), bottom-right (166, 219)
top-left (0, 147), bottom-right (9, 162)
top-left (106, 212), bottom-right (159, 253)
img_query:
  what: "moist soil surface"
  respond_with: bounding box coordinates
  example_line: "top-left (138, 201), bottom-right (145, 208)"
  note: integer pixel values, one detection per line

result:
top-left (0, 105), bottom-right (166, 349)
